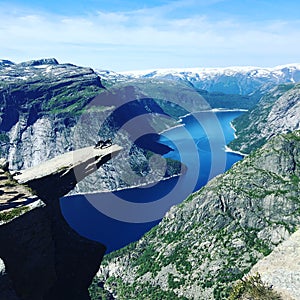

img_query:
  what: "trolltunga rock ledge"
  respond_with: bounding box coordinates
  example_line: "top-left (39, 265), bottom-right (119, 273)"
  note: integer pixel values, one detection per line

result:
top-left (15, 145), bottom-right (122, 184)
top-left (14, 145), bottom-right (122, 201)
top-left (0, 144), bottom-right (122, 300)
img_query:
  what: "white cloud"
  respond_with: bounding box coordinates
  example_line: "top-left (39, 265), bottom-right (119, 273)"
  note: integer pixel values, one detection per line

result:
top-left (0, 2), bottom-right (299, 70)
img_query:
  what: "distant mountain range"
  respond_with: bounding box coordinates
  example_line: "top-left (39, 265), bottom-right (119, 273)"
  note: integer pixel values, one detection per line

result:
top-left (98, 64), bottom-right (300, 95)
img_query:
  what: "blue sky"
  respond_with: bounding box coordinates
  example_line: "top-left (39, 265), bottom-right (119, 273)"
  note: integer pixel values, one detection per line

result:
top-left (0, 0), bottom-right (300, 71)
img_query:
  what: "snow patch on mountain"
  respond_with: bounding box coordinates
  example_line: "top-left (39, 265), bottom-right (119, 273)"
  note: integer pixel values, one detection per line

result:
top-left (116, 64), bottom-right (300, 95)
top-left (121, 64), bottom-right (300, 79)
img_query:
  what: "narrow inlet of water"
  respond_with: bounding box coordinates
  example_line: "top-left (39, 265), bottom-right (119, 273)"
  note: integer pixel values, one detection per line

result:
top-left (60, 110), bottom-right (244, 253)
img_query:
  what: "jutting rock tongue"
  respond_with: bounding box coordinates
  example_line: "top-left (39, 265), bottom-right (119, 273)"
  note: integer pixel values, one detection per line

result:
top-left (0, 145), bottom-right (122, 300)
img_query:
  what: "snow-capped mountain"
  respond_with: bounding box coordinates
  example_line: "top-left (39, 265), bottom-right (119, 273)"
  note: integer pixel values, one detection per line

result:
top-left (118, 64), bottom-right (300, 95)
top-left (96, 69), bottom-right (129, 87)
top-left (0, 59), bottom-right (15, 67)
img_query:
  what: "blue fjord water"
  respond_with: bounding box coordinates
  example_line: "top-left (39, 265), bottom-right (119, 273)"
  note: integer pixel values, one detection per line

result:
top-left (60, 110), bottom-right (244, 253)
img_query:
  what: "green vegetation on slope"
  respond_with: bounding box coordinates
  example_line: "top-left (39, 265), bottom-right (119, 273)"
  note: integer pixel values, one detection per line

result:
top-left (41, 84), bottom-right (104, 114)
top-left (90, 130), bottom-right (300, 300)
top-left (0, 206), bottom-right (30, 222)
top-left (0, 81), bottom-right (104, 117)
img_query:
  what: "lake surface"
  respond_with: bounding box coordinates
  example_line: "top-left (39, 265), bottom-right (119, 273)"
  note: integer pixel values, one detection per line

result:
top-left (60, 110), bottom-right (244, 253)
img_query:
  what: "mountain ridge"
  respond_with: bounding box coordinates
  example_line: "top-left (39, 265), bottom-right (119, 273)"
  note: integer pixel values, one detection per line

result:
top-left (113, 63), bottom-right (300, 95)
top-left (120, 63), bottom-right (300, 77)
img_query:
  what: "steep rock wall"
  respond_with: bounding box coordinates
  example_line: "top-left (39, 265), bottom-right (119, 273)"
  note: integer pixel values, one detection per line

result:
top-left (0, 145), bottom-right (121, 299)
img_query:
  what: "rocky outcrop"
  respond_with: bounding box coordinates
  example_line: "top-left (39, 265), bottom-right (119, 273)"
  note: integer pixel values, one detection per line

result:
top-left (14, 145), bottom-right (122, 199)
top-left (92, 131), bottom-right (300, 300)
top-left (0, 144), bottom-right (121, 300)
top-left (229, 83), bottom-right (300, 153)
top-left (17, 58), bottom-right (59, 67)
top-left (249, 229), bottom-right (300, 300)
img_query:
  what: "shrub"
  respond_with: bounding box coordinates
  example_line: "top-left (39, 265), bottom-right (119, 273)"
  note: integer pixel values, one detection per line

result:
top-left (0, 206), bottom-right (29, 222)
top-left (228, 273), bottom-right (282, 300)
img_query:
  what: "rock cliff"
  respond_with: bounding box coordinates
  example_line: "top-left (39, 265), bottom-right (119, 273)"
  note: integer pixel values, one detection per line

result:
top-left (249, 229), bottom-right (300, 300)
top-left (0, 144), bottom-right (121, 300)
top-left (229, 83), bottom-right (300, 153)
top-left (92, 130), bottom-right (300, 299)
top-left (0, 58), bottom-right (104, 168)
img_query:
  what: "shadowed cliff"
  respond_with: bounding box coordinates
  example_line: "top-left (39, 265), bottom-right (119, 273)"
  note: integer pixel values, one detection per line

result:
top-left (0, 145), bottom-right (122, 300)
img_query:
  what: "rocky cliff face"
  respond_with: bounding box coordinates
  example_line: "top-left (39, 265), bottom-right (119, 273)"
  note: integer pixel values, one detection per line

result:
top-left (92, 130), bottom-right (300, 300)
top-left (249, 229), bottom-right (300, 300)
top-left (0, 145), bottom-right (121, 300)
top-left (0, 58), bottom-right (104, 168)
top-left (229, 83), bottom-right (300, 154)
